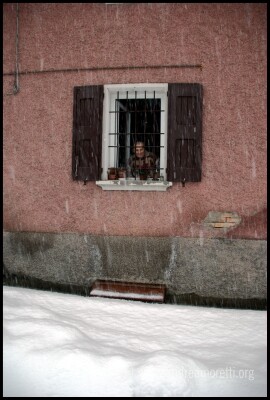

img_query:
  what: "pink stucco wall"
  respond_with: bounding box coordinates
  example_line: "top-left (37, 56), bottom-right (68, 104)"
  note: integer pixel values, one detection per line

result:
top-left (3, 3), bottom-right (267, 239)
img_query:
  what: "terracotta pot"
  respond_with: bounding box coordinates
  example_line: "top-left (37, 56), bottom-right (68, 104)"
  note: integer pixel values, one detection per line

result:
top-left (108, 174), bottom-right (117, 180)
top-left (107, 168), bottom-right (118, 180)
top-left (118, 168), bottom-right (126, 178)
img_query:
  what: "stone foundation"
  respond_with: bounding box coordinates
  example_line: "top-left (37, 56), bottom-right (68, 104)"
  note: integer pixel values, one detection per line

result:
top-left (3, 231), bottom-right (267, 307)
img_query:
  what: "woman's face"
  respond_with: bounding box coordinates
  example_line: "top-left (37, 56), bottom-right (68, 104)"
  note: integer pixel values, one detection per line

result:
top-left (135, 143), bottom-right (145, 158)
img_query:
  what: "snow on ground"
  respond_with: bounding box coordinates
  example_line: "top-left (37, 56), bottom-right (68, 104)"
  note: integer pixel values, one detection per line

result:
top-left (3, 286), bottom-right (267, 397)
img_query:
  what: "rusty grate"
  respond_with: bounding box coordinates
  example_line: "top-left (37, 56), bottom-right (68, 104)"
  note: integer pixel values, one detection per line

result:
top-left (90, 280), bottom-right (166, 303)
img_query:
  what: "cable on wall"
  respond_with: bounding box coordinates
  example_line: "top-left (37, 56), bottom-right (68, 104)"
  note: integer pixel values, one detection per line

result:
top-left (4, 63), bottom-right (203, 77)
top-left (5, 3), bottom-right (20, 96)
top-left (13, 3), bottom-right (20, 94)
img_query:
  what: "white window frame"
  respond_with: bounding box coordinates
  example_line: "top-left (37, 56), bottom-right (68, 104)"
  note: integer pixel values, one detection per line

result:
top-left (101, 83), bottom-right (168, 181)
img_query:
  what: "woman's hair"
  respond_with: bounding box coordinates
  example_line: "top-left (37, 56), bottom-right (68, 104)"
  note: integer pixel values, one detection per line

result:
top-left (133, 141), bottom-right (145, 151)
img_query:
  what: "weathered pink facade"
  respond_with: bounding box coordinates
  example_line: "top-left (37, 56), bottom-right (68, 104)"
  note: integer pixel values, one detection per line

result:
top-left (3, 3), bottom-right (267, 239)
top-left (3, 4), bottom-right (267, 305)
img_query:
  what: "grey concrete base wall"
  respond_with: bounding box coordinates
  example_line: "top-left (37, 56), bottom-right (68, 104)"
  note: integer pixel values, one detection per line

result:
top-left (3, 231), bottom-right (267, 300)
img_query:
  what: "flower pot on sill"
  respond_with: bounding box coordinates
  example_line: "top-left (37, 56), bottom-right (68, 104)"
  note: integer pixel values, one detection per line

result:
top-left (108, 174), bottom-right (117, 180)
top-left (118, 168), bottom-right (126, 179)
top-left (108, 168), bottom-right (118, 180)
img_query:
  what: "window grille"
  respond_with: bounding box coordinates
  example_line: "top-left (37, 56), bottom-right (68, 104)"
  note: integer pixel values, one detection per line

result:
top-left (107, 89), bottom-right (165, 180)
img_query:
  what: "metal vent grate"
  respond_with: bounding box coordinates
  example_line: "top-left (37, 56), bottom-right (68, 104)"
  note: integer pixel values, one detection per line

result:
top-left (90, 280), bottom-right (166, 303)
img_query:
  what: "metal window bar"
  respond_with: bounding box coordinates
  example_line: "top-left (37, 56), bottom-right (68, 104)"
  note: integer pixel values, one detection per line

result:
top-left (153, 91), bottom-right (156, 155)
top-left (134, 91), bottom-right (137, 147)
top-left (126, 90), bottom-right (130, 167)
top-left (115, 91), bottom-right (119, 168)
top-left (144, 91), bottom-right (146, 148)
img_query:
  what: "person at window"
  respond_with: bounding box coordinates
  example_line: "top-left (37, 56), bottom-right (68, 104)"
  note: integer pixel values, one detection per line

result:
top-left (128, 141), bottom-right (159, 179)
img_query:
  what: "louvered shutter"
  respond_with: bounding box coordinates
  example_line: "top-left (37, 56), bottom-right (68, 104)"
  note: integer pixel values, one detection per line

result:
top-left (72, 85), bottom-right (103, 182)
top-left (167, 83), bottom-right (203, 182)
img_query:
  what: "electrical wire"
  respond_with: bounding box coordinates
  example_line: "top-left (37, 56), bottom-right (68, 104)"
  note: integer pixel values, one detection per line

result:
top-left (5, 3), bottom-right (19, 96)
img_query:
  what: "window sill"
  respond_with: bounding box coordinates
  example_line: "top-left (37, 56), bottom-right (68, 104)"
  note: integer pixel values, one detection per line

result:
top-left (96, 180), bottom-right (172, 191)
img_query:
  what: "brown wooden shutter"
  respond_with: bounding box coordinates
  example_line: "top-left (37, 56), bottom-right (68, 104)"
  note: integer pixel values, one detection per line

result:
top-left (167, 83), bottom-right (203, 182)
top-left (72, 85), bottom-right (103, 182)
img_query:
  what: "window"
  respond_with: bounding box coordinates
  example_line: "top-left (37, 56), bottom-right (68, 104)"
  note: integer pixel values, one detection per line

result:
top-left (102, 84), bottom-right (167, 181)
top-left (72, 83), bottom-right (202, 187)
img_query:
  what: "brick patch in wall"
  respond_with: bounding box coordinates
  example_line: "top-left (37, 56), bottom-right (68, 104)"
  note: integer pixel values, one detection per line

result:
top-left (203, 211), bottom-right (241, 230)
